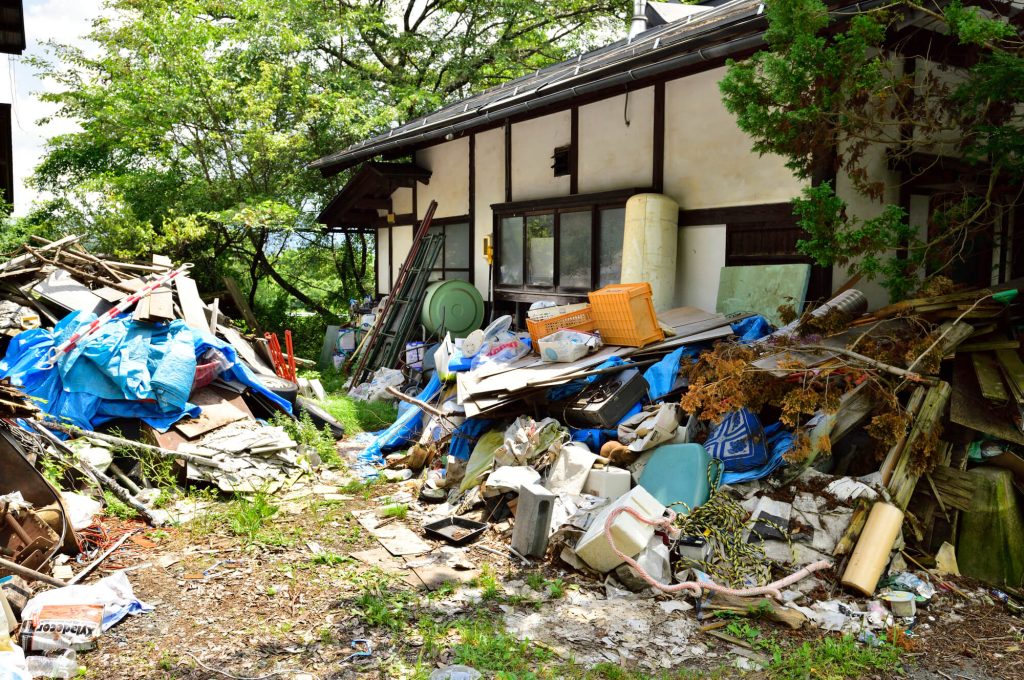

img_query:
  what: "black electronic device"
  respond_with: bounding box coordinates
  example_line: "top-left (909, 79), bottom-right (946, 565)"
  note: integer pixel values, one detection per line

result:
top-left (556, 367), bottom-right (648, 429)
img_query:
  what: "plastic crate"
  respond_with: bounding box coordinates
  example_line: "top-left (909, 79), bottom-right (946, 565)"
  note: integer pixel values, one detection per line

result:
top-left (588, 283), bottom-right (664, 347)
top-left (526, 305), bottom-right (596, 347)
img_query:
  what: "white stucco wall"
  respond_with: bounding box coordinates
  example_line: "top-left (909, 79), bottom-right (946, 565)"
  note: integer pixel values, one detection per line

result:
top-left (391, 187), bottom-right (413, 216)
top-left (511, 111), bottom-right (571, 200)
top-left (578, 88), bottom-right (654, 193)
top-left (674, 224), bottom-right (727, 312)
top-left (416, 137), bottom-right (470, 219)
top-left (474, 128), bottom-right (506, 300)
top-left (390, 224), bottom-right (414, 290)
top-left (663, 66), bottom-right (805, 210)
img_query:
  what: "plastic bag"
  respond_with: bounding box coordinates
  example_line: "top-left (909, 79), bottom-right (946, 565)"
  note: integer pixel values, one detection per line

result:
top-left (20, 572), bottom-right (152, 652)
top-left (349, 367), bottom-right (404, 402)
top-left (469, 334), bottom-right (530, 373)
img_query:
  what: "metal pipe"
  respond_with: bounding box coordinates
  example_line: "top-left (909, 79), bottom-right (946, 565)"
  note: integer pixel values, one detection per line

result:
top-left (0, 555), bottom-right (68, 588)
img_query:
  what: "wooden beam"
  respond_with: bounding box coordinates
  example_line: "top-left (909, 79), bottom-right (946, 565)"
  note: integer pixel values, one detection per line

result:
top-left (504, 119), bottom-right (512, 203)
top-left (569, 106), bottom-right (579, 195)
top-left (652, 81), bottom-right (665, 193)
top-left (678, 202), bottom-right (795, 227)
top-left (223, 275), bottom-right (261, 333)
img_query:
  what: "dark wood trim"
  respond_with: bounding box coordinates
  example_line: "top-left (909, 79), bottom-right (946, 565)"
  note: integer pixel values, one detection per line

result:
top-left (469, 133), bottom-right (476, 286)
top-left (887, 25), bottom-right (979, 70)
top-left (374, 228), bottom-right (381, 297)
top-left (569, 106), bottom-right (579, 195)
top-left (896, 56), bottom-right (916, 262)
top-left (504, 119), bottom-right (512, 202)
top-left (678, 202), bottom-right (795, 227)
top-left (493, 187), bottom-right (648, 214)
top-left (652, 82), bottom-right (665, 194)
top-left (494, 289), bottom-right (588, 304)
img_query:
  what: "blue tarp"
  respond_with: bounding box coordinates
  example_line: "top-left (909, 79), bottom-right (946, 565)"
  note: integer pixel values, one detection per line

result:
top-left (448, 417), bottom-right (497, 461)
top-left (732, 315), bottom-right (773, 343)
top-left (358, 373), bottom-right (443, 467)
top-left (704, 408), bottom-right (794, 485)
top-left (0, 311), bottom-right (290, 431)
top-left (547, 356), bottom-right (630, 402)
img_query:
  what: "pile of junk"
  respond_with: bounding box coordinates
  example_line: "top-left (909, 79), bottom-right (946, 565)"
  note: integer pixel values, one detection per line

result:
top-left (346, 214), bottom-right (1024, 644)
top-left (0, 236), bottom-right (340, 677)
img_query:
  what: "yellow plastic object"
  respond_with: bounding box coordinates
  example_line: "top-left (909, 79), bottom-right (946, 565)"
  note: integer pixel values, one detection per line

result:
top-left (841, 501), bottom-right (904, 595)
top-left (588, 282), bottom-right (664, 347)
top-left (526, 305), bottom-right (596, 348)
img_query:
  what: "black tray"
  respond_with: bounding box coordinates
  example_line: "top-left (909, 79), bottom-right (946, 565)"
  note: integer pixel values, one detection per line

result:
top-left (423, 517), bottom-right (487, 545)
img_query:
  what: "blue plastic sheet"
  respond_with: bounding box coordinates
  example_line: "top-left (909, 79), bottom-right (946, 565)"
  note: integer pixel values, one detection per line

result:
top-left (358, 373), bottom-right (443, 467)
top-left (448, 417), bottom-right (497, 462)
top-left (0, 311), bottom-right (290, 432)
top-left (731, 315), bottom-right (773, 343)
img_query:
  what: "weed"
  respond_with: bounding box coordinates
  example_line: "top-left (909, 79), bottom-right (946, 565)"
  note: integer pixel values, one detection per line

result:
top-left (319, 626), bottom-right (334, 644)
top-left (725, 620), bottom-right (761, 646)
top-left (148, 529), bottom-right (169, 542)
top-left (266, 585), bottom-right (277, 596)
top-left (451, 616), bottom-right (552, 674)
top-left (226, 493), bottom-right (278, 543)
top-left (764, 633), bottom-right (902, 680)
top-left (311, 552), bottom-right (348, 566)
top-left (339, 525), bottom-right (363, 545)
top-left (381, 503), bottom-right (408, 520)
top-left (102, 491), bottom-right (137, 519)
top-left (156, 651), bottom-right (176, 671)
top-left (474, 565), bottom-right (502, 601)
top-left (351, 571), bottom-right (415, 631)
top-left (525, 572), bottom-right (545, 591)
top-left (320, 393), bottom-right (397, 435)
top-left (271, 410), bottom-right (339, 467)
top-left (546, 578), bottom-right (565, 599)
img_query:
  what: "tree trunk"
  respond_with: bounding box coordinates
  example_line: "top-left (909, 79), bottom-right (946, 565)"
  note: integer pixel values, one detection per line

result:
top-left (345, 233), bottom-right (367, 298)
top-left (252, 245), bottom-right (341, 321)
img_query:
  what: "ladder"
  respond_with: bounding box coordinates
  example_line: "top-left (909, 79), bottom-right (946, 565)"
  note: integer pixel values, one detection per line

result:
top-left (349, 201), bottom-right (441, 384)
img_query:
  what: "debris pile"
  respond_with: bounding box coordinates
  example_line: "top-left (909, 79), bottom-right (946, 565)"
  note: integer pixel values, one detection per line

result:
top-left (344, 269), bottom-right (1024, 645)
top-left (0, 235), bottom-right (341, 674)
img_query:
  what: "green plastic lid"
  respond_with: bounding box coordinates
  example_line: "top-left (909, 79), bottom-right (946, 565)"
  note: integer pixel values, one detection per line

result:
top-left (420, 280), bottom-right (485, 339)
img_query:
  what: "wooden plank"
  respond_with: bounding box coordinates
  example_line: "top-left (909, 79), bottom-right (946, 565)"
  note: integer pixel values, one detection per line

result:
top-left (923, 466), bottom-right (979, 512)
top-left (995, 349), bottom-right (1024, 405)
top-left (173, 387), bottom-right (252, 439)
top-left (951, 355), bottom-right (1024, 445)
top-left (218, 324), bottom-right (277, 377)
top-left (223, 276), bottom-right (261, 333)
top-left (971, 352), bottom-right (1009, 404)
top-left (0, 234), bottom-right (79, 273)
top-left (320, 325), bottom-right (341, 369)
top-left (146, 254), bottom-right (175, 320)
top-left (174, 275), bottom-right (208, 331)
top-left (31, 269), bottom-right (110, 315)
top-left (207, 297), bottom-right (220, 334)
top-left (886, 382), bottom-right (952, 511)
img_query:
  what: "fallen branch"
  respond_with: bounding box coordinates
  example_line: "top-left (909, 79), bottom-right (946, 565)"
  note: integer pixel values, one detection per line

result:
top-left (799, 345), bottom-right (938, 385)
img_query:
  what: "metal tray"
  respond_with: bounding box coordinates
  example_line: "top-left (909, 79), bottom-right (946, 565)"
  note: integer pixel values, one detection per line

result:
top-left (423, 517), bottom-right (487, 546)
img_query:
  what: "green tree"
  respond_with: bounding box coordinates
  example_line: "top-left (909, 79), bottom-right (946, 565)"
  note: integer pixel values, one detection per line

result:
top-left (27, 0), bottom-right (629, 325)
top-left (720, 0), bottom-right (1023, 300)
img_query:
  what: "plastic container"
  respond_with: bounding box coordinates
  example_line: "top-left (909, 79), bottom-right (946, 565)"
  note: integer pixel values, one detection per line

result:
top-left (621, 194), bottom-right (679, 312)
top-left (582, 467), bottom-right (632, 500)
top-left (575, 485), bottom-right (666, 573)
top-left (588, 283), bottom-right (664, 347)
top-left (421, 280), bottom-right (485, 339)
top-left (636, 443), bottom-right (714, 510)
top-left (526, 305), bottom-right (596, 348)
top-left (536, 329), bottom-right (599, 363)
top-left (881, 591), bottom-right (916, 617)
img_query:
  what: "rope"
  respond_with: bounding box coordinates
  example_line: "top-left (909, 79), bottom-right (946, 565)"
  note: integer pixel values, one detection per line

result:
top-left (601, 505), bottom-right (831, 599)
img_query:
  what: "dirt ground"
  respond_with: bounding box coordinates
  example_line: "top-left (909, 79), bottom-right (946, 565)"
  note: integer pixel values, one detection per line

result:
top-left (66, 475), bottom-right (1023, 680)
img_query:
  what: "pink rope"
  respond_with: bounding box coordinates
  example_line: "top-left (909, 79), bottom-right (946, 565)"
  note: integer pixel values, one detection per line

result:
top-left (602, 505), bottom-right (832, 599)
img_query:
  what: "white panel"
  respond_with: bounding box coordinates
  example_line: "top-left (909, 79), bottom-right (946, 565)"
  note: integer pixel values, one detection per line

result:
top-left (511, 111), bottom-right (571, 201)
top-left (474, 128), bottom-right (506, 300)
top-left (417, 138), bottom-right (470, 219)
top-left (674, 224), bottom-right (726, 313)
top-left (578, 88), bottom-right (654, 193)
top-left (376, 228), bottom-right (390, 294)
top-left (663, 66), bottom-right (806, 210)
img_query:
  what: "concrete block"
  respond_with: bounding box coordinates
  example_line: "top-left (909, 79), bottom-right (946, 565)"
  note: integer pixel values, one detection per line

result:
top-left (511, 483), bottom-right (556, 558)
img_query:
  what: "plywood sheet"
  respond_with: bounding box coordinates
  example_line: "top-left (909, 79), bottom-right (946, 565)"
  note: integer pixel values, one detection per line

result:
top-left (173, 387), bottom-right (253, 439)
top-left (32, 269), bottom-right (110, 315)
top-left (716, 264), bottom-right (811, 326)
top-left (219, 325), bottom-right (277, 376)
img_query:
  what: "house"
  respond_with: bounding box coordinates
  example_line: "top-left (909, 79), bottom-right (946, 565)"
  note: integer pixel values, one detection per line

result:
top-left (0, 0), bottom-right (25, 211)
top-left (311, 0), bottom-right (1010, 317)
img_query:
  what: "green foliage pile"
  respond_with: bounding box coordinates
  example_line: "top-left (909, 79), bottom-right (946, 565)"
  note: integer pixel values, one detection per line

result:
top-left (720, 0), bottom-right (1024, 300)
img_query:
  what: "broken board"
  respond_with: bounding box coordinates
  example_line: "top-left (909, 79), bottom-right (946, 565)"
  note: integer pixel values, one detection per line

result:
top-left (174, 275), bottom-right (209, 331)
top-left (31, 269), bottom-right (110, 316)
top-left (173, 387), bottom-right (253, 439)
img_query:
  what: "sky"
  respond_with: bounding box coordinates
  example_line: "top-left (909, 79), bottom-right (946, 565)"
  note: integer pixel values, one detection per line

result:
top-left (1, 0), bottom-right (103, 216)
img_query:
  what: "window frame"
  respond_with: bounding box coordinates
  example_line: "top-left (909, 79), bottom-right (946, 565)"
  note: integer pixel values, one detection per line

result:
top-left (427, 215), bottom-right (473, 284)
top-left (492, 188), bottom-right (644, 301)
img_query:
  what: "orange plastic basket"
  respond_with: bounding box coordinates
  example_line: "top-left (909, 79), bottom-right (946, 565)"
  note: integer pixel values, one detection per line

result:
top-left (588, 283), bottom-right (664, 347)
top-left (526, 305), bottom-right (596, 348)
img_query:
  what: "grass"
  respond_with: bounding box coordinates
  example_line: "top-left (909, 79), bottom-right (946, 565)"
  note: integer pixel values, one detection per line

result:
top-left (319, 393), bottom-right (398, 435)
top-left (381, 503), bottom-right (409, 520)
top-left (271, 410), bottom-right (340, 466)
top-left (451, 615), bottom-right (555, 675)
top-left (226, 492), bottom-right (278, 544)
top-left (103, 491), bottom-right (138, 519)
top-left (763, 633), bottom-right (903, 680)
